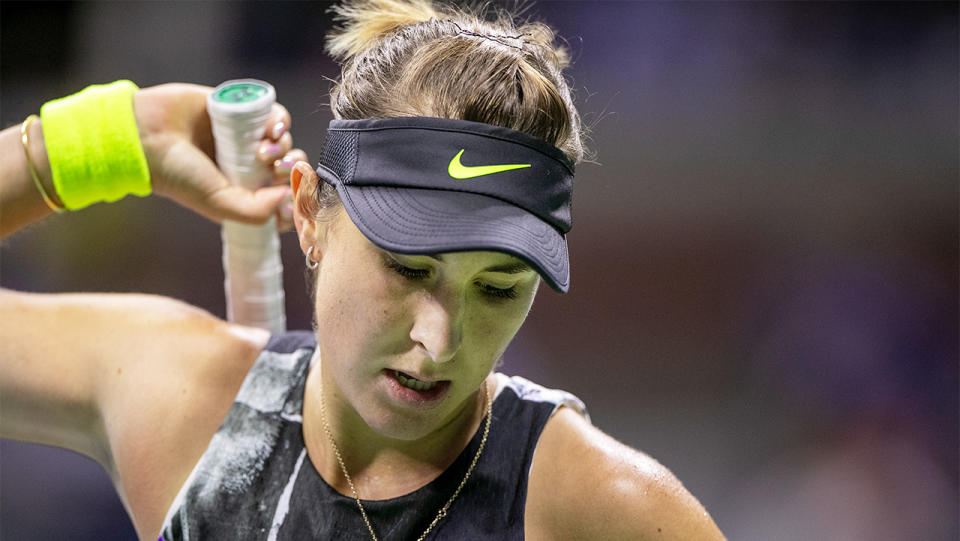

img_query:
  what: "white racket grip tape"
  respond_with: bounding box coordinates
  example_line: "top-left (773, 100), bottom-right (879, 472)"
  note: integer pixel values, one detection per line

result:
top-left (208, 79), bottom-right (286, 334)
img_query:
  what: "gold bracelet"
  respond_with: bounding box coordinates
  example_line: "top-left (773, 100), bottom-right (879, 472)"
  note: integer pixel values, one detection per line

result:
top-left (20, 114), bottom-right (65, 213)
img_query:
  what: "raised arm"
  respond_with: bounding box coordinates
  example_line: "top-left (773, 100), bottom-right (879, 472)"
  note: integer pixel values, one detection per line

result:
top-left (0, 82), bottom-right (306, 536)
top-left (0, 290), bottom-right (262, 462)
top-left (0, 82), bottom-right (302, 237)
top-left (0, 288), bottom-right (273, 539)
top-left (0, 82), bottom-right (302, 444)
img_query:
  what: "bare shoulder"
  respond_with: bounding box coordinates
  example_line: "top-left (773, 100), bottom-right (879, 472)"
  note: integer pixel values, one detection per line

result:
top-left (525, 407), bottom-right (725, 541)
top-left (94, 294), bottom-right (270, 456)
top-left (0, 289), bottom-right (269, 538)
top-left (79, 293), bottom-right (269, 538)
top-left (72, 295), bottom-right (269, 539)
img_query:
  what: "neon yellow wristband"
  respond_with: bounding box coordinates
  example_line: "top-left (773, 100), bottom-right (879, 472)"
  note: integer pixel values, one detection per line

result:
top-left (39, 80), bottom-right (151, 210)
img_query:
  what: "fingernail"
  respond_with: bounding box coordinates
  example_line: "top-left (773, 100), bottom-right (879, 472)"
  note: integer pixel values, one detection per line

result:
top-left (274, 157), bottom-right (296, 171)
top-left (272, 122), bottom-right (287, 140)
top-left (259, 141), bottom-right (281, 157)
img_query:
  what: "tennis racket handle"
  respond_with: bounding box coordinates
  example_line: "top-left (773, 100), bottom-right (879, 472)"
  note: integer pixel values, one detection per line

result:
top-left (208, 79), bottom-right (286, 334)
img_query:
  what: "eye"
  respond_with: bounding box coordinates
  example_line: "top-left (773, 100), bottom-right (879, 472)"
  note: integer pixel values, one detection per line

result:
top-left (383, 256), bottom-right (430, 280)
top-left (478, 282), bottom-right (519, 300)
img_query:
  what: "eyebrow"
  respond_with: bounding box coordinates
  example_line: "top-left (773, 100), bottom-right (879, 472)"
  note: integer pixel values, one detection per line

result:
top-left (424, 254), bottom-right (533, 275)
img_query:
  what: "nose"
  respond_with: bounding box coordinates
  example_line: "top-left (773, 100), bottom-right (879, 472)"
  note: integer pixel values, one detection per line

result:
top-left (409, 290), bottom-right (463, 364)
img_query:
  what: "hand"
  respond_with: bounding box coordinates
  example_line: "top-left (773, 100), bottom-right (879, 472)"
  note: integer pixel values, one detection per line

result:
top-left (133, 83), bottom-right (306, 231)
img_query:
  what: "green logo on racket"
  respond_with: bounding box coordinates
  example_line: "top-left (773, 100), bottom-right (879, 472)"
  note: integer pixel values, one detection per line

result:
top-left (213, 83), bottom-right (268, 104)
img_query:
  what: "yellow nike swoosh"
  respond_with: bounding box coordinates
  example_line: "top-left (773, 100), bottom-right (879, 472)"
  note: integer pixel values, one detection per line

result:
top-left (448, 149), bottom-right (531, 179)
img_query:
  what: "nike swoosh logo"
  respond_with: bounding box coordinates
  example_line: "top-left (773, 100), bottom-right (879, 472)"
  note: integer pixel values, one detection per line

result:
top-left (447, 149), bottom-right (531, 179)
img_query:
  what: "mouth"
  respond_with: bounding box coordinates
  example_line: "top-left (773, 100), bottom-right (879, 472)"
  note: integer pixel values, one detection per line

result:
top-left (394, 370), bottom-right (440, 390)
top-left (384, 369), bottom-right (450, 405)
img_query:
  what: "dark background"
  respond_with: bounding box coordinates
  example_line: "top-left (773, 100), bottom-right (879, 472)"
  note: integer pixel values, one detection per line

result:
top-left (1, 1), bottom-right (957, 540)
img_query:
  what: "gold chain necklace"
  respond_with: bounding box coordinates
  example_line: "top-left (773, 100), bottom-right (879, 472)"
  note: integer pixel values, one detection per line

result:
top-left (318, 376), bottom-right (493, 541)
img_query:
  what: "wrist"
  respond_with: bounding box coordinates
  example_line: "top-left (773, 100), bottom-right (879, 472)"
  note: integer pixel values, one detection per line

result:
top-left (40, 80), bottom-right (152, 210)
top-left (24, 117), bottom-right (64, 210)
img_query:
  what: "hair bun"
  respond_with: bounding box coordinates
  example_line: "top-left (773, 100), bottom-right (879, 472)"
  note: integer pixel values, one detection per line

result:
top-left (327, 0), bottom-right (440, 60)
top-left (324, 0), bottom-right (587, 164)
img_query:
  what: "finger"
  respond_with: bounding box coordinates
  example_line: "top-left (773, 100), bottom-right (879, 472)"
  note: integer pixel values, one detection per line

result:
top-left (152, 136), bottom-right (293, 225)
top-left (204, 184), bottom-right (292, 225)
top-left (256, 132), bottom-right (290, 163)
top-left (276, 188), bottom-right (296, 233)
top-left (273, 148), bottom-right (309, 186)
top-left (275, 131), bottom-right (293, 155)
top-left (266, 103), bottom-right (292, 141)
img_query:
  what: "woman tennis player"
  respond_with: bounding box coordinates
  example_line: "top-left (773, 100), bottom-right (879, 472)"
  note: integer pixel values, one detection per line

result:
top-left (1, 1), bottom-right (725, 539)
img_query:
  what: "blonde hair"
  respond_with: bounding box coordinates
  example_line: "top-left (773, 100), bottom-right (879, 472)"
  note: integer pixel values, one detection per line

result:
top-left (302, 0), bottom-right (584, 218)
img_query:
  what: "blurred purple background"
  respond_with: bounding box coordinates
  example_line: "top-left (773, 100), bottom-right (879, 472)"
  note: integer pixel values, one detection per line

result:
top-left (1, 2), bottom-right (956, 539)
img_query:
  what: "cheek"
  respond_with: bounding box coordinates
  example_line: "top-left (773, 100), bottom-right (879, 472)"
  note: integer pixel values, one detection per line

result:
top-left (313, 264), bottom-right (410, 365)
top-left (465, 302), bottom-right (531, 365)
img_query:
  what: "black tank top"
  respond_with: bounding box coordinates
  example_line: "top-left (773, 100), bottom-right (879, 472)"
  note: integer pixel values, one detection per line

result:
top-left (160, 331), bottom-right (587, 540)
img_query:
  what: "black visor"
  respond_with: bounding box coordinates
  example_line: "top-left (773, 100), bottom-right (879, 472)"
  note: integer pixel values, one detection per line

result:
top-left (316, 117), bottom-right (575, 293)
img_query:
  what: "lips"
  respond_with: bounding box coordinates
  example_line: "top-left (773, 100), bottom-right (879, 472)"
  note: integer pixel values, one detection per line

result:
top-left (384, 369), bottom-right (450, 405)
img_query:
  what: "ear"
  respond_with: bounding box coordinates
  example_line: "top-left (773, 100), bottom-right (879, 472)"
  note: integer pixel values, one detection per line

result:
top-left (290, 160), bottom-right (311, 197)
top-left (291, 161), bottom-right (323, 259)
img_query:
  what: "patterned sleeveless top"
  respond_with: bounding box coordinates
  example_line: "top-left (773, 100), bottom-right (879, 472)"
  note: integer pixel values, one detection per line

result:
top-left (160, 331), bottom-right (588, 540)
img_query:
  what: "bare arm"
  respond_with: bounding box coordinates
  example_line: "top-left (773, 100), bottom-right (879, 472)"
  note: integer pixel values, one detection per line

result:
top-left (0, 82), bottom-right (305, 536)
top-left (0, 81), bottom-right (299, 459)
top-left (0, 289), bottom-right (270, 539)
top-left (0, 113), bottom-right (59, 234)
top-left (526, 407), bottom-right (726, 540)
top-left (0, 290), bottom-right (262, 464)
top-left (1, 83), bottom-right (302, 237)
top-left (0, 289), bottom-right (109, 461)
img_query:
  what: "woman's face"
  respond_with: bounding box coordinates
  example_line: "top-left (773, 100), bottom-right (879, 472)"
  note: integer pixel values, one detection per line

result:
top-left (312, 212), bottom-right (540, 441)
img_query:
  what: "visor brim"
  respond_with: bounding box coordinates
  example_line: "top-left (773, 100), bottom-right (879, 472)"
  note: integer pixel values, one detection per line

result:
top-left (331, 180), bottom-right (570, 293)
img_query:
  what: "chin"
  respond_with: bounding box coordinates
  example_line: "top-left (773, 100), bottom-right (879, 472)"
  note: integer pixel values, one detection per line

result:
top-left (363, 409), bottom-right (440, 441)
